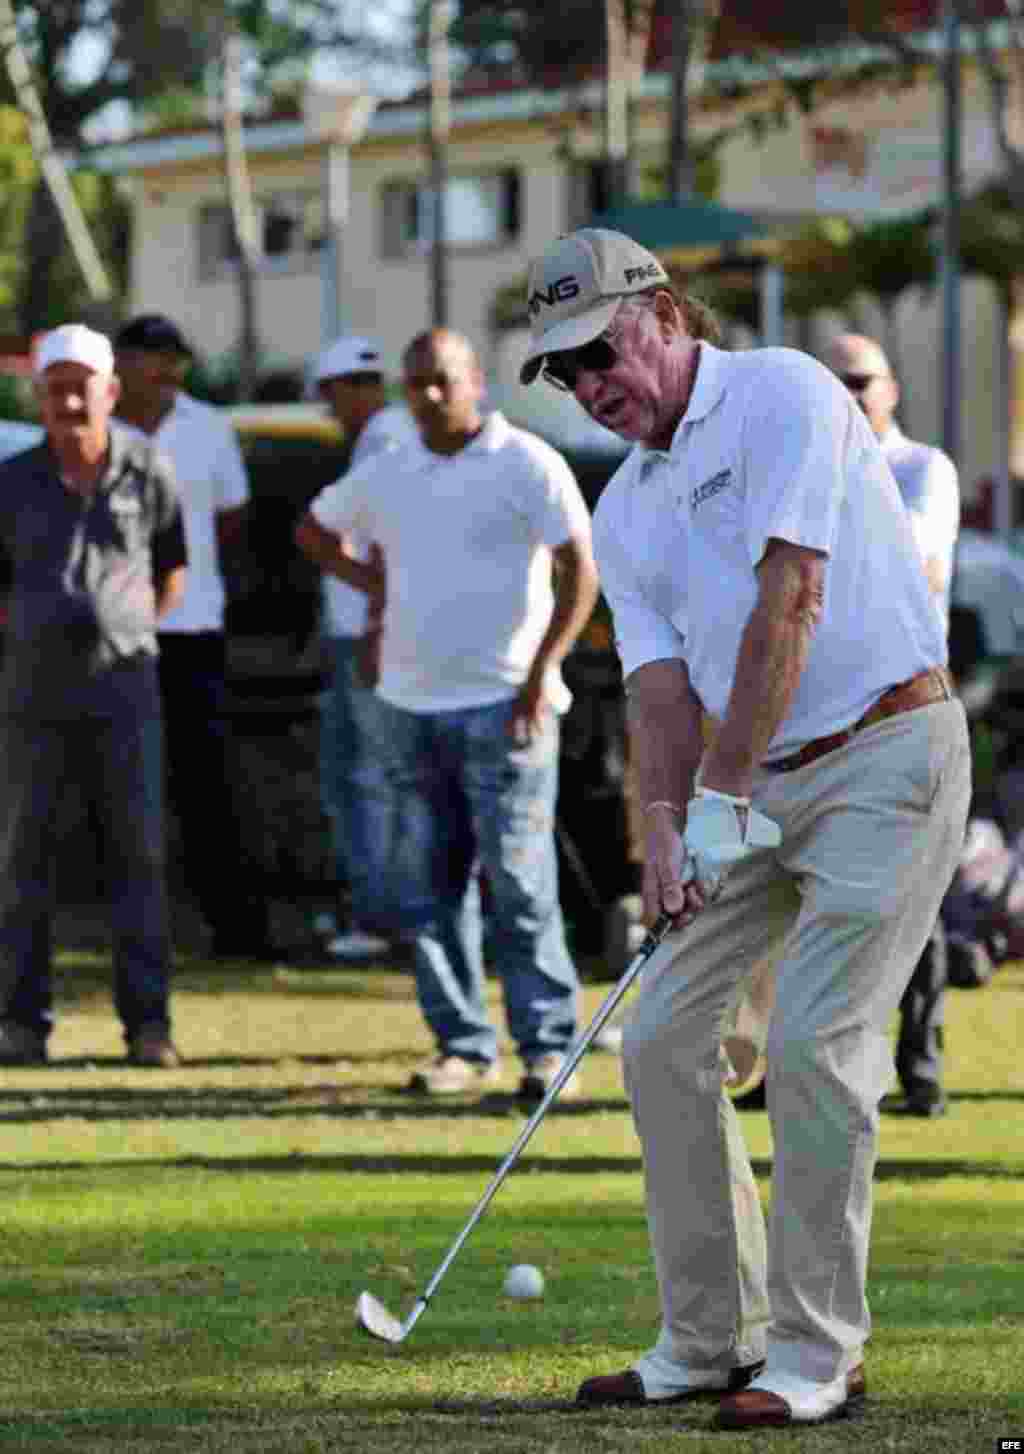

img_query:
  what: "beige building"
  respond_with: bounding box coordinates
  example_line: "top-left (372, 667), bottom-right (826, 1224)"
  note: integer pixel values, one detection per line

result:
top-left (93, 61), bottom-right (1018, 496)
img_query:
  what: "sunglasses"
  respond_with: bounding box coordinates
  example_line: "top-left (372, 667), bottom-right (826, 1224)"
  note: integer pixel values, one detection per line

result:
top-left (542, 336), bottom-right (618, 391)
top-left (839, 372), bottom-right (879, 393)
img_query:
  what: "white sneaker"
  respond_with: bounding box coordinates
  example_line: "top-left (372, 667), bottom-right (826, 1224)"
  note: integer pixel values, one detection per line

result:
top-left (717, 1365), bottom-right (866, 1427)
top-left (326, 927), bottom-right (390, 961)
top-left (518, 1051), bottom-right (581, 1102)
top-left (311, 911), bottom-right (339, 938)
top-left (408, 1055), bottom-right (500, 1095)
top-left (591, 1023), bottom-right (623, 1054)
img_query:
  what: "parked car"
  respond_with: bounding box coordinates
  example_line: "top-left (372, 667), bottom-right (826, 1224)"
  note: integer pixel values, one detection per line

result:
top-left (221, 403), bottom-right (349, 724)
top-left (0, 419), bottom-right (43, 461)
top-left (219, 406), bottom-right (642, 958)
top-left (951, 527), bottom-right (1024, 666)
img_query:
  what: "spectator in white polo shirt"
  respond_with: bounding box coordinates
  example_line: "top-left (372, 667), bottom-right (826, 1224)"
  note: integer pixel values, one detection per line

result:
top-left (113, 314), bottom-right (280, 962)
top-left (829, 332), bottom-right (960, 1117)
top-left (730, 335), bottom-right (963, 1119)
top-left (297, 335), bottom-right (420, 961)
top-left (520, 228), bottom-right (970, 1426)
top-left (295, 328), bottom-right (599, 1100)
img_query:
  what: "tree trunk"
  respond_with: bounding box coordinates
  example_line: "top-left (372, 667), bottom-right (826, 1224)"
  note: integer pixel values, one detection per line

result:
top-left (428, 0), bottom-right (452, 327)
top-left (0, 0), bottom-right (112, 330)
top-left (19, 180), bottom-right (63, 333)
top-left (604, 0), bottom-right (630, 208)
top-left (221, 26), bottom-right (261, 401)
top-left (669, 0), bottom-right (718, 202)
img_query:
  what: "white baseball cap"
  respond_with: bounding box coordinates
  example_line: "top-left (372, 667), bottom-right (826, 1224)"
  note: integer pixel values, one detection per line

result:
top-left (520, 228), bottom-right (670, 384)
top-left (314, 334), bottom-right (384, 384)
top-left (35, 323), bottom-right (115, 377)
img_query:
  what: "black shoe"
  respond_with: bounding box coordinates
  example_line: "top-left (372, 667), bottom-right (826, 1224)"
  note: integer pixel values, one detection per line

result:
top-left (0, 1021), bottom-right (47, 1066)
top-left (885, 1082), bottom-right (947, 1117)
top-left (730, 1078), bottom-right (767, 1111)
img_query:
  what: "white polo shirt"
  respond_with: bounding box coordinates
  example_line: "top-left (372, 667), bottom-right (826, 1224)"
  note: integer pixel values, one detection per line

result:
top-left (880, 424), bottom-right (959, 630)
top-left (322, 403), bottom-right (421, 638)
top-left (146, 392), bottom-right (250, 633)
top-left (310, 410), bottom-right (591, 713)
top-left (593, 343), bottom-right (947, 760)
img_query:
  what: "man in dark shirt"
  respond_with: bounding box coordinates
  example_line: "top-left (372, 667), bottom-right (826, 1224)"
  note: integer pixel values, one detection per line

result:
top-left (0, 323), bottom-right (188, 1067)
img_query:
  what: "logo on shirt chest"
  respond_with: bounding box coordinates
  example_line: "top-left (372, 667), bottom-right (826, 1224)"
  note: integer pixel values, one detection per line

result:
top-left (690, 467), bottom-right (733, 511)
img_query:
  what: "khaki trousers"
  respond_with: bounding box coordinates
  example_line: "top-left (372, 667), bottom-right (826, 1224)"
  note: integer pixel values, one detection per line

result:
top-left (623, 700), bottom-right (970, 1385)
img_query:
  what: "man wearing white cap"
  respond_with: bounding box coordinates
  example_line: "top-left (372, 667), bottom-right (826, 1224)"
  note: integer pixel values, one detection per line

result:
top-left (0, 323), bottom-right (188, 1067)
top-left (295, 335), bottom-right (419, 959)
top-left (520, 229), bottom-right (970, 1426)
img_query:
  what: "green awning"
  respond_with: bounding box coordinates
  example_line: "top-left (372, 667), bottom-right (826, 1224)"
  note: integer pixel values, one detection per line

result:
top-left (589, 199), bottom-right (782, 266)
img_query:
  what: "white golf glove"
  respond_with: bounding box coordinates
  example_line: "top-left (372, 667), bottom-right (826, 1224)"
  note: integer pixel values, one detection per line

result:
top-left (683, 787), bottom-right (782, 901)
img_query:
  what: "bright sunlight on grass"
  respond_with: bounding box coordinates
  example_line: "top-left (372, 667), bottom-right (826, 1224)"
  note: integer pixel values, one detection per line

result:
top-left (0, 949), bottom-right (1020, 1452)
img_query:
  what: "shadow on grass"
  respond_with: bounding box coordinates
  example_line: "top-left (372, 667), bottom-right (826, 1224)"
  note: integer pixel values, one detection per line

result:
top-left (0, 1080), bottom-right (1021, 1125)
top-left (0, 1085), bottom-right (637, 1125)
top-left (0, 1148), bottom-right (1016, 1180)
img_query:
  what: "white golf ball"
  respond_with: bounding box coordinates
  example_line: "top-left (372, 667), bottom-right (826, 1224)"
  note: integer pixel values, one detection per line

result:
top-left (503, 1263), bottom-right (545, 1299)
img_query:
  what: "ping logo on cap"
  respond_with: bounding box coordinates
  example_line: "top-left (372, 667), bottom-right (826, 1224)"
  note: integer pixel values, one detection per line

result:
top-left (528, 275), bottom-right (582, 315)
top-left (624, 262), bottom-right (664, 285)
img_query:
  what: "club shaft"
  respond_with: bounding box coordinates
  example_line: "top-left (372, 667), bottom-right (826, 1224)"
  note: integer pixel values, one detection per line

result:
top-left (414, 912), bottom-right (674, 1313)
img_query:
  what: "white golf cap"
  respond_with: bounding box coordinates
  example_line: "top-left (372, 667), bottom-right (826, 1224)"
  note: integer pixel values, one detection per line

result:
top-left (314, 334), bottom-right (384, 383)
top-left (34, 323), bottom-right (115, 377)
top-left (520, 228), bottom-right (670, 384)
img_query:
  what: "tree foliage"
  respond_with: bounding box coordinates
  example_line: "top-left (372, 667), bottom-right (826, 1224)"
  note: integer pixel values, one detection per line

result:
top-left (0, 1), bottom-right (415, 332)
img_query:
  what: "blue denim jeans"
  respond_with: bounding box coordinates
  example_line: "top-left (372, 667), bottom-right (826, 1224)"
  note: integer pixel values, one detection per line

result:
top-left (319, 635), bottom-right (399, 928)
top-left (378, 697), bottom-right (579, 1066)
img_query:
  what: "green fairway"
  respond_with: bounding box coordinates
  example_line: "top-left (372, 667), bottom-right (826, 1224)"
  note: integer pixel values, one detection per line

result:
top-left (0, 948), bottom-right (1021, 1452)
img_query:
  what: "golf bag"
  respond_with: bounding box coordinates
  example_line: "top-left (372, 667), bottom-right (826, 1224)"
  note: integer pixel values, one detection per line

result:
top-left (940, 817), bottom-right (1024, 987)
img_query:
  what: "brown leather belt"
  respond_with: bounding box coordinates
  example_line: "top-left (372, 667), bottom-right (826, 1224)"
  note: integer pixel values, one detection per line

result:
top-left (762, 667), bottom-right (954, 775)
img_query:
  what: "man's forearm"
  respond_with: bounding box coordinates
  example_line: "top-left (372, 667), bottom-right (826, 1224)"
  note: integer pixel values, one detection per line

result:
top-left (703, 606), bottom-right (811, 791)
top-left (527, 541), bottom-right (599, 683)
top-left (626, 661), bottom-right (705, 811)
top-left (703, 546), bottom-right (823, 795)
top-left (154, 566), bottom-right (187, 619)
top-left (294, 517), bottom-right (377, 594)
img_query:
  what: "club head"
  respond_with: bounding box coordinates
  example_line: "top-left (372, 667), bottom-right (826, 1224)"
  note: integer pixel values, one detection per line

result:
top-left (355, 1290), bottom-right (405, 1343)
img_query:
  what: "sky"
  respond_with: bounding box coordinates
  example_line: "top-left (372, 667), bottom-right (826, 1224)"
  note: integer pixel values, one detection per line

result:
top-left (71, 0), bottom-right (421, 143)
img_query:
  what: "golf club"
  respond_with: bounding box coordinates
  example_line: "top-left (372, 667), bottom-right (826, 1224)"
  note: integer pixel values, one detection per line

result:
top-left (355, 909), bottom-right (675, 1344)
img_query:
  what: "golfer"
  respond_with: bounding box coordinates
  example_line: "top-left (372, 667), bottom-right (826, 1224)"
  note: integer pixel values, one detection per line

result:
top-left (521, 229), bottom-right (970, 1427)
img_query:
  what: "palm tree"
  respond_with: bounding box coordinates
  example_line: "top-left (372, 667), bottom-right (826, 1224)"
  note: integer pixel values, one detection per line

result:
top-left (220, 20), bottom-right (261, 400)
top-left (846, 215), bottom-right (937, 387)
top-left (0, 0), bottom-right (113, 317)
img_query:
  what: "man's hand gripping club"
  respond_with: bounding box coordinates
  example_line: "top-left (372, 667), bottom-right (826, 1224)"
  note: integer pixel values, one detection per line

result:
top-left (644, 788), bottom-right (782, 929)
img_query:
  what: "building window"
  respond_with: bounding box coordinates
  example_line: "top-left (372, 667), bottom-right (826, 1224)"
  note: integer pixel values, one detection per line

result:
top-left (379, 169), bottom-right (521, 258)
top-left (197, 191), bottom-right (326, 280)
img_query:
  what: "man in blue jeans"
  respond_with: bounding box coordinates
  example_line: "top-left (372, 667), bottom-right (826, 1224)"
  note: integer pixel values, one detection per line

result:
top-left (294, 328), bottom-right (599, 1099)
top-left (296, 335), bottom-right (419, 960)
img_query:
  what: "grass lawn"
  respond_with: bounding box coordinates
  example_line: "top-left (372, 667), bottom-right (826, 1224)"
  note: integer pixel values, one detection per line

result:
top-left (0, 941), bottom-right (1021, 1452)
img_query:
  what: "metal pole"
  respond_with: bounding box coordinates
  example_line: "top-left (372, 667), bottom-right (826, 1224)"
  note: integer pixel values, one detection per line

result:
top-left (759, 263), bottom-right (784, 347)
top-left (428, 1), bottom-right (451, 328)
top-left (940, 0), bottom-right (961, 468)
top-left (321, 144), bottom-right (348, 345)
top-left (995, 287), bottom-right (1013, 537)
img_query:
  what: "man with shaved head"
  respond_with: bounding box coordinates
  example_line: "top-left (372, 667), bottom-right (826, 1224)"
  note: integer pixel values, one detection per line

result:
top-left (737, 333), bottom-right (962, 1118)
top-left (827, 332), bottom-right (960, 1117)
top-left (295, 328), bottom-right (599, 1101)
top-left (826, 334), bottom-right (959, 624)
